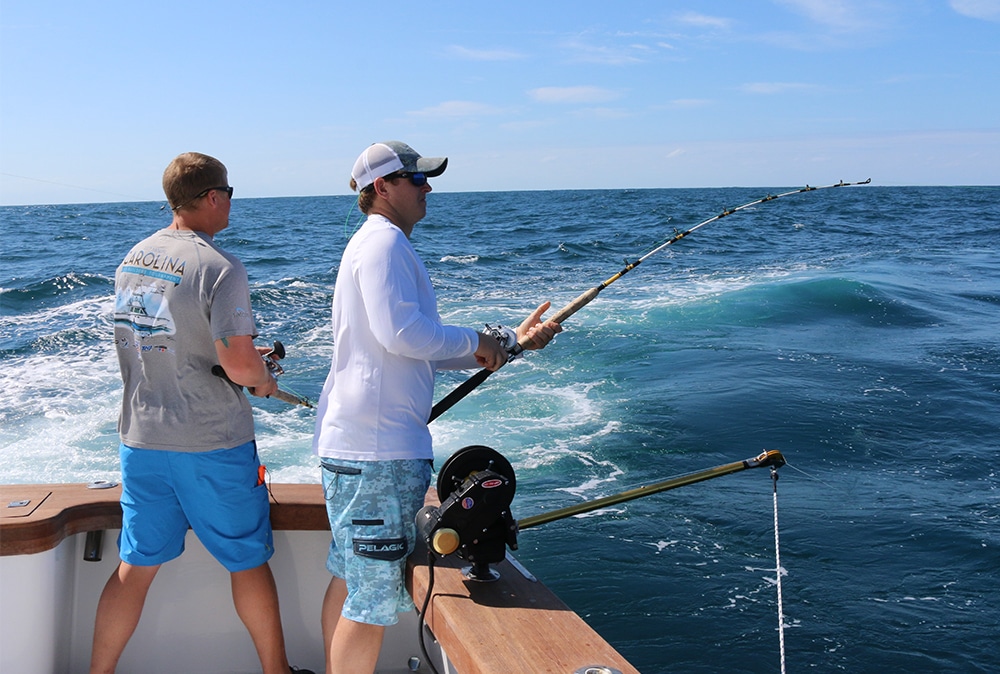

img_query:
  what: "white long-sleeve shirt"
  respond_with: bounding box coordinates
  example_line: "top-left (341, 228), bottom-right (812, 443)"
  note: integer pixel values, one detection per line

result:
top-left (313, 215), bottom-right (479, 461)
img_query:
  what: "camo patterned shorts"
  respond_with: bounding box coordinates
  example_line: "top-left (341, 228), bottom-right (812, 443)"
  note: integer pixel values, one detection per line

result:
top-left (320, 458), bottom-right (432, 626)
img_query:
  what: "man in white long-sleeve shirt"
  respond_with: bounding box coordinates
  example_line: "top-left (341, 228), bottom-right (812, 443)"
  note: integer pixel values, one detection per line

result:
top-left (313, 141), bottom-right (560, 673)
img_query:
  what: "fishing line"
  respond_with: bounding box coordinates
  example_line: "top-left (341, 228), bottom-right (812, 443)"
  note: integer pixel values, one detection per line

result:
top-left (343, 194), bottom-right (365, 239)
top-left (0, 171), bottom-right (149, 202)
top-left (771, 466), bottom-right (787, 674)
top-left (429, 178), bottom-right (872, 422)
top-left (783, 461), bottom-right (840, 492)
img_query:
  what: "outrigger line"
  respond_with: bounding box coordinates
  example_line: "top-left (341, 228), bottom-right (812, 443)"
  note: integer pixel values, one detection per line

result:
top-left (429, 178), bottom-right (872, 422)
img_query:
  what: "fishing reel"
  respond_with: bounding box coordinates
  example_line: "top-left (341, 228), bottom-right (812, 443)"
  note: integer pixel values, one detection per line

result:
top-left (415, 445), bottom-right (518, 582)
top-left (262, 340), bottom-right (285, 376)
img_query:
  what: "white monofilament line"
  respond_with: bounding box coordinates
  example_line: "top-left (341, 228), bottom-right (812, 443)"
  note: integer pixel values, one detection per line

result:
top-left (772, 469), bottom-right (787, 674)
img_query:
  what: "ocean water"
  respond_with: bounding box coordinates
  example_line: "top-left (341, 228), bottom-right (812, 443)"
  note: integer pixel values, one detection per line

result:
top-left (2, 185), bottom-right (998, 673)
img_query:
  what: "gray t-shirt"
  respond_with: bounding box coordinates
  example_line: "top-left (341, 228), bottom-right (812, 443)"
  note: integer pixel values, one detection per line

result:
top-left (113, 229), bottom-right (257, 452)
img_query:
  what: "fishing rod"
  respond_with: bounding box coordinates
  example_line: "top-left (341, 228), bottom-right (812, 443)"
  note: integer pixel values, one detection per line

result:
top-left (415, 446), bottom-right (785, 569)
top-left (212, 340), bottom-right (314, 408)
top-left (429, 178), bottom-right (872, 422)
top-left (518, 449), bottom-right (785, 530)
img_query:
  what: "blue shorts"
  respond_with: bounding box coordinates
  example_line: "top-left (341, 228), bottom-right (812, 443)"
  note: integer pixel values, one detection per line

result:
top-left (321, 458), bottom-right (432, 626)
top-left (118, 441), bottom-right (274, 573)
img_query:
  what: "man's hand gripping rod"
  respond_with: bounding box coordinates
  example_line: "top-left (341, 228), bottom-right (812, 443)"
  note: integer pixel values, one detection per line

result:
top-left (212, 340), bottom-right (314, 408)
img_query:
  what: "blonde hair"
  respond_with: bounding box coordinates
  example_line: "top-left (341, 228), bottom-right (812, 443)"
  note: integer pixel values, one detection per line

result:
top-left (350, 174), bottom-right (403, 214)
top-left (162, 152), bottom-right (227, 211)
top-left (350, 177), bottom-right (376, 214)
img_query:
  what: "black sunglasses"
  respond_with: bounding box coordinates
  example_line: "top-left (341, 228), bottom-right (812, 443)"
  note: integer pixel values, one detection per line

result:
top-left (384, 172), bottom-right (427, 187)
top-left (201, 185), bottom-right (234, 198)
top-left (171, 185), bottom-right (234, 211)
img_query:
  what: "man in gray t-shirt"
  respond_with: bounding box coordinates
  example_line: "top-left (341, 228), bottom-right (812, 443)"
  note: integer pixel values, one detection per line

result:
top-left (114, 226), bottom-right (258, 450)
top-left (90, 153), bottom-right (302, 674)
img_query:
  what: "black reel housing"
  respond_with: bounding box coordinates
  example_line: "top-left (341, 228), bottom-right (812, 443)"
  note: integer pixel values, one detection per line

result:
top-left (415, 445), bottom-right (518, 581)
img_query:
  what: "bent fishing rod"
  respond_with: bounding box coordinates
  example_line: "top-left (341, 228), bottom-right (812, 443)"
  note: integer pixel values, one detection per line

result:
top-left (429, 178), bottom-right (872, 422)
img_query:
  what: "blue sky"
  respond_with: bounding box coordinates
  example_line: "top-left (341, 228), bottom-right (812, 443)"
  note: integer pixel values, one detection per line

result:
top-left (1, 0), bottom-right (998, 205)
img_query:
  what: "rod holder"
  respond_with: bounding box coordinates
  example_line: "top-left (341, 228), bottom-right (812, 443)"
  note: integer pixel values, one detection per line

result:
top-left (83, 530), bottom-right (104, 562)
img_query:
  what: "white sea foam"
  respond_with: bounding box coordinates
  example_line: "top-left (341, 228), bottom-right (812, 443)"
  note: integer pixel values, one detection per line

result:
top-left (440, 254), bottom-right (479, 264)
top-left (571, 506), bottom-right (626, 519)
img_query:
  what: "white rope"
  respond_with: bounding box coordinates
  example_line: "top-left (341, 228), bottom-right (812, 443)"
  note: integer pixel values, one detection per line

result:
top-left (772, 468), bottom-right (787, 674)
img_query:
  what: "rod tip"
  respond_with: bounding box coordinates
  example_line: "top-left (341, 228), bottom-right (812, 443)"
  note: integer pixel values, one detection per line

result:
top-left (750, 449), bottom-right (786, 469)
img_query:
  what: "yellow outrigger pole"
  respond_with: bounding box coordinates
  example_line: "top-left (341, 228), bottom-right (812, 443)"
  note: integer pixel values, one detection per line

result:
top-left (430, 179), bottom-right (872, 422)
top-left (517, 449), bottom-right (786, 531)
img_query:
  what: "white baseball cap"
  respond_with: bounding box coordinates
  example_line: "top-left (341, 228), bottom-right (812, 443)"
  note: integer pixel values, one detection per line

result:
top-left (351, 141), bottom-right (448, 191)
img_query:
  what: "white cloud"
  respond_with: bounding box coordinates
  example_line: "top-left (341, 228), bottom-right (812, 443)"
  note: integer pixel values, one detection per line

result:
top-left (561, 40), bottom-right (645, 65)
top-left (673, 12), bottom-right (732, 30)
top-left (528, 86), bottom-right (621, 104)
top-left (773, 0), bottom-right (874, 32)
top-left (408, 101), bottom-right (507, 117)
top-left (949, 0), bottom-right (1000, 21)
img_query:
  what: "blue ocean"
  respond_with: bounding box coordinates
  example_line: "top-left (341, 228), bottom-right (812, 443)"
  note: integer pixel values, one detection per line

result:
top-left (2, 185), bottom-right (998, 673)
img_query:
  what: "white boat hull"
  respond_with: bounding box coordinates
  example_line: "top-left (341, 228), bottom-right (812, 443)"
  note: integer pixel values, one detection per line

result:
top-left (1, 528), bottom-right (440, 673)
